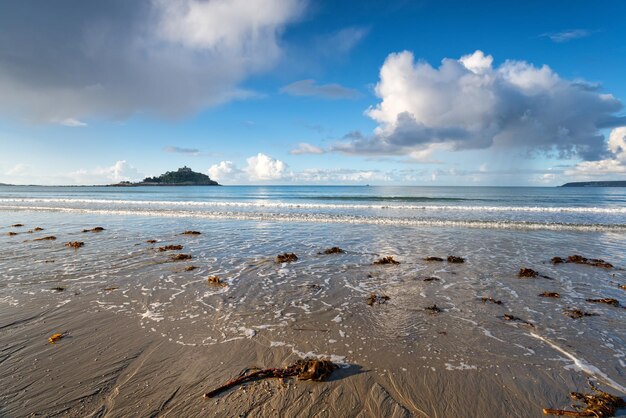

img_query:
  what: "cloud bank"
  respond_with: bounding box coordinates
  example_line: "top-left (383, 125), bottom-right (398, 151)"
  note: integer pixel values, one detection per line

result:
top-left (207, 153), bottom-right (394, 184)
top-left (334, 50), bottom-right (624, 162)
top-left (0, 0), bottom-right (305, 123)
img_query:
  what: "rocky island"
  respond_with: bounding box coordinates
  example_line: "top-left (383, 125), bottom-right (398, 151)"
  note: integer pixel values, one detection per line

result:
top-left (560, 181), bottom-right (626, 187)
top-left (111, 166), bottom-right (219, 186)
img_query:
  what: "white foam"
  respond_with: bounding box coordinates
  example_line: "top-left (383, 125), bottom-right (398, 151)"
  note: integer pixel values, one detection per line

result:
top-left (1, 204), bottom-right (623, 231)
top-left (445, 362), bottom-right (477, 371)
top-left (1, 197), bottom-right (625, 214)
top-left (530, 332), bottom-right (626, 394)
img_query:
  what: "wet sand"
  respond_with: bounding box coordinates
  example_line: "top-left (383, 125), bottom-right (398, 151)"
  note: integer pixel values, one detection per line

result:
top-left (1, 213), bottom-right (625, 417)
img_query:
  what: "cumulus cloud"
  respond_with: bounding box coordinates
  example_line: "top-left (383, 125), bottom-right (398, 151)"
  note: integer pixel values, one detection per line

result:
top-left (0, 0), bottom-right (305, 123)
top-left (207, 160), bottom-right (242, 182)
top-left (163, 146), bottom-right (200, 155)
top-left (566, 127), bottom-right (626, 177)
top-left (208, 153), bottom-right (290, 183)
top-left (542, 29), bottom-right (592, 43)
top-left (69, 160), bottom-right (143, 184)
top-left (281, 79), bottom-right (360, 99)
top-left (334, 50), bottom-right (624, 161)
top-left (289, 142), bottom-right (325, 155)
top-left (245, 153), bottom-right (289, 181)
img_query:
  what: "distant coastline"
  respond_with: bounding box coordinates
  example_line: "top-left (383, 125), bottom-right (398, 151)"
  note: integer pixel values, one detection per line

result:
top-left (560, 181), bottom-right (626, 187)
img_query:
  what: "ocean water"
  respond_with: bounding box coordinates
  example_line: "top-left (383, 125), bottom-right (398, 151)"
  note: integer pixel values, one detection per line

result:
top-left (1, 185), bottom-right (625, 410)
top-left (1, 185), bottom-right (626, 230)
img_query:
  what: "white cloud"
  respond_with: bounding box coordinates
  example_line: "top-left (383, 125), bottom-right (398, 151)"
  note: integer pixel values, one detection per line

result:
top-left (207, 160), bottom-right (242, 182)
top-left (6, 164), bottom-right (30, 176)
top-left (208, 153), bottom-right (290, 183)
top-left (154, 0), bottom-right (304, 52)
top-left (293, 168), bottom-right (390, 183)
top-left (245, 153), bottom-right (289, 181)
top-left (334, 50), bottom-right (624, 161)
top-left (53, 118), bottom-right (87, 127)
top-left (542, 29), bottom-right (592, 43)
top-left (69, 160), bottom-right (143, 184)
top-left (0, 0), bottom-right (305, 122)
top-left (289, 142), bottom-right (325, 155)
top-left (163, 146), bottom-right (200, 155)
top-left (566, 127), bottom-right (626, 178)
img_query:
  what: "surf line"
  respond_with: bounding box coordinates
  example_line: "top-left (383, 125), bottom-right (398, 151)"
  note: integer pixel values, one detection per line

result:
top-left (529, 332), bottom-right (626, 394)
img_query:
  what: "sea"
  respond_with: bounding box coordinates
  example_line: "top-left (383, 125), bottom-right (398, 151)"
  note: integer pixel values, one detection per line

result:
top-left (1, 185), bottom-right (625, 412)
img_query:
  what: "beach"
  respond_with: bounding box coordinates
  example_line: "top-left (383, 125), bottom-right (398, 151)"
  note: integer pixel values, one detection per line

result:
top-left (0, 186), bottom-right (625, 417)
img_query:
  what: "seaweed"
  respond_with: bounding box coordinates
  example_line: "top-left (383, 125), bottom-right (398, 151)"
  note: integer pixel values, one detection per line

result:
top-left (170, 253), bottom-right (192, 261)
top-left (34, 236), bottom-right (56, 241)
top-left (276, 253), bottom-right (298, 263)
top-left (48, 331), bottom-right (68, 344)
top-left (481, 297), bottom-right (503, 305)
top-left (11, 223), bottom-right (24, 227)
top-left (203, 358), bottom-right (338, 398)
top-left (552, 254), bottom-right (614, 269)
top-left (373, 256), bottom-right (400, 265)
top-left (502, 314), bottom-right (534, 327)
top-left (184, 266), bottom-right (197, 271)
top-left (425, 304), bottom-right (443, 314)
top-left (182, 231), bottom-right (201, 235)
top-left (207, 275), bottom-right (227, 286)
top-left (320, 247), bottom-right (345, 255)
top-left (6, 231), bottom-right (18, 236)
top-left (563, 309), bottom-right (597, 319)
top-left (518, 268), bottom-right (553, 279)
top-left (543, 381), bottom-right (625, 417)
top-left (103, 287), bottom-right (118, 291)
top-left (539, 292), bottom-right (561, 298)
top-left (65, 241), bottom-right (84, 249)
top-left (50, 287), bottom-right (65, 292)
top-left (157, 245), bottom-right (184, 252)
top-left (518, 268), bottom-right (539, 278)
top-left (424, 256), bottom-right (444, 262)
top-left (447, 256), bottom-right (465, 263)
top-left (423, 277), bottom-right (441, 282)
top-left (146, 239), bottom-right (158, 244)
top-left (586, 298), bottom-right (620, 307)
top-left (367, 293), bottom-right (390, 306)
top-left (34, 227), bottom-right (44, 231)
top-left (82, 227), bottom-right (105, 233)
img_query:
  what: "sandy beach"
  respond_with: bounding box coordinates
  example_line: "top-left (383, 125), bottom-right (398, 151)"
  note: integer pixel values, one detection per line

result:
top-left (1, 209), bottom-right (624, 417)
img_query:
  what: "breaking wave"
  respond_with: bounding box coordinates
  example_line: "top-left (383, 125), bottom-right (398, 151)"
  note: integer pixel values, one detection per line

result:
top-left (1, 204), bottom-right (625, 232)
top-left (1, 198), bottom-right (625, 214)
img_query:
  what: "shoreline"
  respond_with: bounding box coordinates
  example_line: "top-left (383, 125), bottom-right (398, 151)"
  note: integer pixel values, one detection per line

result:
top-left (1, 212), bottom-right (625, 417)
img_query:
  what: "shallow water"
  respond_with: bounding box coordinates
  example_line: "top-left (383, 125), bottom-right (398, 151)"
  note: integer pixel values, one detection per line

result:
top-left (1, 186), bottom-right (625, 416)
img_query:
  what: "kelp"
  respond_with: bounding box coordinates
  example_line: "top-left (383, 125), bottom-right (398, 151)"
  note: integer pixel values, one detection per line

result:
top-left (203, 358), bottom-right (338, 398)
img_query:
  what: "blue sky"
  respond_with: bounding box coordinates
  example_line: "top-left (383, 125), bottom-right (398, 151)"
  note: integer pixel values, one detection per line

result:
top-left (1, 0), bottom-right (625, 185)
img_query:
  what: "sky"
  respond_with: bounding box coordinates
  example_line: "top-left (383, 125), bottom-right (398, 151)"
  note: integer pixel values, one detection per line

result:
top-left (1, 0), bottom-right (625, 186)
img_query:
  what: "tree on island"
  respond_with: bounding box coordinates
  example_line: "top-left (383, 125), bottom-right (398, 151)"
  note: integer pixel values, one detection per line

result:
top-left (142, 166), bottom-right (218, 185)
